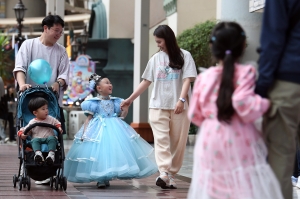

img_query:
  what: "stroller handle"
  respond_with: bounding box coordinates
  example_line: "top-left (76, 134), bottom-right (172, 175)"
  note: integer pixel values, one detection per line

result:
top-left (23, 123), bottom-right (62, 137)
top-left (17, 86), bottom-right (59, 100)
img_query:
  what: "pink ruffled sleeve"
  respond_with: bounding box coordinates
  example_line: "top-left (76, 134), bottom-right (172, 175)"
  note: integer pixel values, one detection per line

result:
top-left (188, 75), bottom-right (204, 126)
top-left (232, 66), bottom-right (270, 123)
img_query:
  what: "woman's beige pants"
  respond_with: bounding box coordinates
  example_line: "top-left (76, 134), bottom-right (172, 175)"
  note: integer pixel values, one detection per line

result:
top-left (149, 107), bottom-right (190, 175)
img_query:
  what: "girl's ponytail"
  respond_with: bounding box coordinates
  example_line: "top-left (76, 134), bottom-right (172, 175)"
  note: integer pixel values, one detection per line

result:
top-left (216, 51), bottom-right (235, 122)
top-left (210, 22), bottom-right (246, 123)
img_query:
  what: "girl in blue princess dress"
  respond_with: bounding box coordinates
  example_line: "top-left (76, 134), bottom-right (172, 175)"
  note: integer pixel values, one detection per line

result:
top-left (64, 73), bottom-right (158, 188)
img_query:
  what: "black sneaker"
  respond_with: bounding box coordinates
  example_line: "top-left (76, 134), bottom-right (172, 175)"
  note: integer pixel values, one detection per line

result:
top-left (34, 153), bottom-right (44, 165)
top-left (45, 154), bottom-right (54, 165)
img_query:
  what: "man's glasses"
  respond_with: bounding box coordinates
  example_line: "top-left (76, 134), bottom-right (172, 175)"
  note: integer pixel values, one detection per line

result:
top-left (50, 28), bottom-right (64, 36)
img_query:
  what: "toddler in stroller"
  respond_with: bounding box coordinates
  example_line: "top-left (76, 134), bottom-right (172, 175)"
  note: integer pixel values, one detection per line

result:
top-left (13, 87), bottom-right (67, 191)
top-left (18, 97), bottom-right (63, 165)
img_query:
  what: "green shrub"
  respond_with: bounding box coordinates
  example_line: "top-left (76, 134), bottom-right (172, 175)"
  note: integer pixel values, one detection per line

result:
top-left (177, 20), bottom-right (216, 70)
top-left (0, 35), bottom-right (13, 80)
top-left (177, 21), bottom-right (216, 135)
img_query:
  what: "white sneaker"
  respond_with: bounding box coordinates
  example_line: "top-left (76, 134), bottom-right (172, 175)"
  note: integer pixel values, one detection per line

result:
top-left (169, 174), bottom-right (177, 189)
top-left (296, 176), bottom-right (300, 189)
top-left (35, 178), bottom-right (50, 185)
top-left (45, 151), bottom-right (55, 165)
top-left (34, 151), bottom-right (44, 165)
top-left (292, 176), bottom-right (298, 187)
top-left (156, 172), bottom-right (169, 189)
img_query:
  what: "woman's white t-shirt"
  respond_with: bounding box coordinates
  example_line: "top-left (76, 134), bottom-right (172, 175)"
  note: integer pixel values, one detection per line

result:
top-left (142, 49), bottom-right (197, 110)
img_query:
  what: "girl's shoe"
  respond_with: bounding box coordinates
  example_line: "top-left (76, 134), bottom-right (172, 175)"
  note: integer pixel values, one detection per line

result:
top-left (156, 172), bottom-right (169, 189)
top-left (104, 180), bottom-right (110, 187)
top-left (169, 174), bottom-right (177, 189)
top-left (97, 181), bottom-right (106, 188)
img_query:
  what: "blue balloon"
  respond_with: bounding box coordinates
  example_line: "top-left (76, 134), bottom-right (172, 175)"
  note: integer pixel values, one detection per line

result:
top-left (28, 59), bottom-right (52, 84)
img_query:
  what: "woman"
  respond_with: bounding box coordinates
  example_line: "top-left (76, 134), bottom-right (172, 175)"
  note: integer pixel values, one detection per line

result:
top-left (4, 85), bottom-right (16, 143)
top-left (0, 77), bottom-right (7, 141)
top-left (121, 25), bottom-right (197, 189)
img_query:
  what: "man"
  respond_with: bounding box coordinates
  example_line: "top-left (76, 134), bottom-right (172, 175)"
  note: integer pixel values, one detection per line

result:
top-left (13, 14), bottom-right (69, 185)
top-left (255, 0), bottom-right (300, 198)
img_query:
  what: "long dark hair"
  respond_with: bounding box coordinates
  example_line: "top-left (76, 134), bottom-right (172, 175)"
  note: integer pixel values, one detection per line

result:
top-left (210, 22), bottom-right (246, 123)
top-left (153, 25), bottom-right (184, 69)
top-left (6, 84), bottom-right (15, 101)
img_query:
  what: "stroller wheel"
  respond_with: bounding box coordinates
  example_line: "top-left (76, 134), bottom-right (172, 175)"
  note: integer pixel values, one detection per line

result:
top-left (55, 177), bottom-right (59, 190)
top-left (13, 175), bottom-right (17, 188)
top-left (62, 177), bottom-right (67, 191)
top-left (27, 176), bottom-right (31, 191)
top-left (18, 177), bottom-right (22, 191)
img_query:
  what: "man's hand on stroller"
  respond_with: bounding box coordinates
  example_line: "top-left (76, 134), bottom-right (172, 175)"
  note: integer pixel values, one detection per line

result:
top-left (19, 83), bottom-right (32, 91)
top-left (58, 127), bottom-right (63, 134)
top-left (51, 82), bottom-right (60, 93)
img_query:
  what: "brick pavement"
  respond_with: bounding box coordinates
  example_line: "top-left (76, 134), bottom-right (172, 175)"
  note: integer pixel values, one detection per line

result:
top-left (0, 143), bottom-right (191, 199)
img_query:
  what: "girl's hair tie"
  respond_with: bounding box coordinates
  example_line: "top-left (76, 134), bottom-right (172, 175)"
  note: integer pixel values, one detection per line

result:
top-left (89, 79), bottom-right (96, 90)
top-left (225, 50), bottom-right (231, 55)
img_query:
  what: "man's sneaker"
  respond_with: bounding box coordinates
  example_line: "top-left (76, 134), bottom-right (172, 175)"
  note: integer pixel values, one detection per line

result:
top-left (34, 151), bottom-right (44, 165)
top-left (35, 178), bottom-right (50, 185)
top-left (292, 176), bottom-right (298, 187)
top-left (296, 176), bottom-right (300, 189)
top-left (169, 174), bottom-right (177, 189)
top-left (97, 181), bottom-right (106, 188)
top-left (45, 151), bottom-right (55, 165)
top-left (156, 172), bottom-right (169, 189)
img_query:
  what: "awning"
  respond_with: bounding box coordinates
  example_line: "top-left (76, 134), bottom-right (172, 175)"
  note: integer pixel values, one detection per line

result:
top-left (0, 14), bottom-right (90, 26)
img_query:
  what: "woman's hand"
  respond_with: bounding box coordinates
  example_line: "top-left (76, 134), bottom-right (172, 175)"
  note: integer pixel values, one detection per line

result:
top-left (120, 99), bottom-right (132, 109)
top-left (174, 101), bottom-right (184, 114)
top-left (58, 127), bottom-right (63, 134)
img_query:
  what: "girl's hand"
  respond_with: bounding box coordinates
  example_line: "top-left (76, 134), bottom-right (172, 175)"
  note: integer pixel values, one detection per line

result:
top-left (174, 101), bottom-right (184, 114)
top-left (120, 99), bottom-right (132, 109)
top-left (58, 127), bottom-right (63, 134)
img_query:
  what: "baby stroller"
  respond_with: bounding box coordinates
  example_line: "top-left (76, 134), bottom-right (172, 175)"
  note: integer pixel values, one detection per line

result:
top-left (12, 87), bottom-right (67, 191)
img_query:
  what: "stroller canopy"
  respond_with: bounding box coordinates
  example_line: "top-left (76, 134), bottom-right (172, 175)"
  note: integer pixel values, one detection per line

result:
top-left (17, 87), bottom-right (61, 126)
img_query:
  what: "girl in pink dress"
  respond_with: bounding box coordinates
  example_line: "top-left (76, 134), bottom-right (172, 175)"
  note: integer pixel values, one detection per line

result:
top-left (187, 22), bottom-right (283, 199)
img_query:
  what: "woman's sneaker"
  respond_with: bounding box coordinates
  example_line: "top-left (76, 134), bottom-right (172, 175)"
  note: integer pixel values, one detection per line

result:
top-left (156, 172), bottom-right (169, 189)
top-left (169, 174), bottom-right (177, 189)
top-left (34, 151), bottom-right (44, 165)
top-left (45, 151), bottom-right (55, 165)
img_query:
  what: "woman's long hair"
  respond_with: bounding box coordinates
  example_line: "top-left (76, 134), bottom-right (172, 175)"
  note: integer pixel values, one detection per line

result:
top-left (210, 22), bottom-right (246, 123)
top-left (6, 85), bottom-right (15, 101)
top-left (153, 25), bottom-right (184, 69)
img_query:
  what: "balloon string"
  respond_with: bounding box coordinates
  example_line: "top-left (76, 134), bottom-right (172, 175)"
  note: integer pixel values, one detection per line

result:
top-left (44, 83), bottom-right (48, 89)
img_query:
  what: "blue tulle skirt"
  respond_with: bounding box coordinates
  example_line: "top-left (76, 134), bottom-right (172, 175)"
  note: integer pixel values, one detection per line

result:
top-left (64, 116), bottom-right (158, 183)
